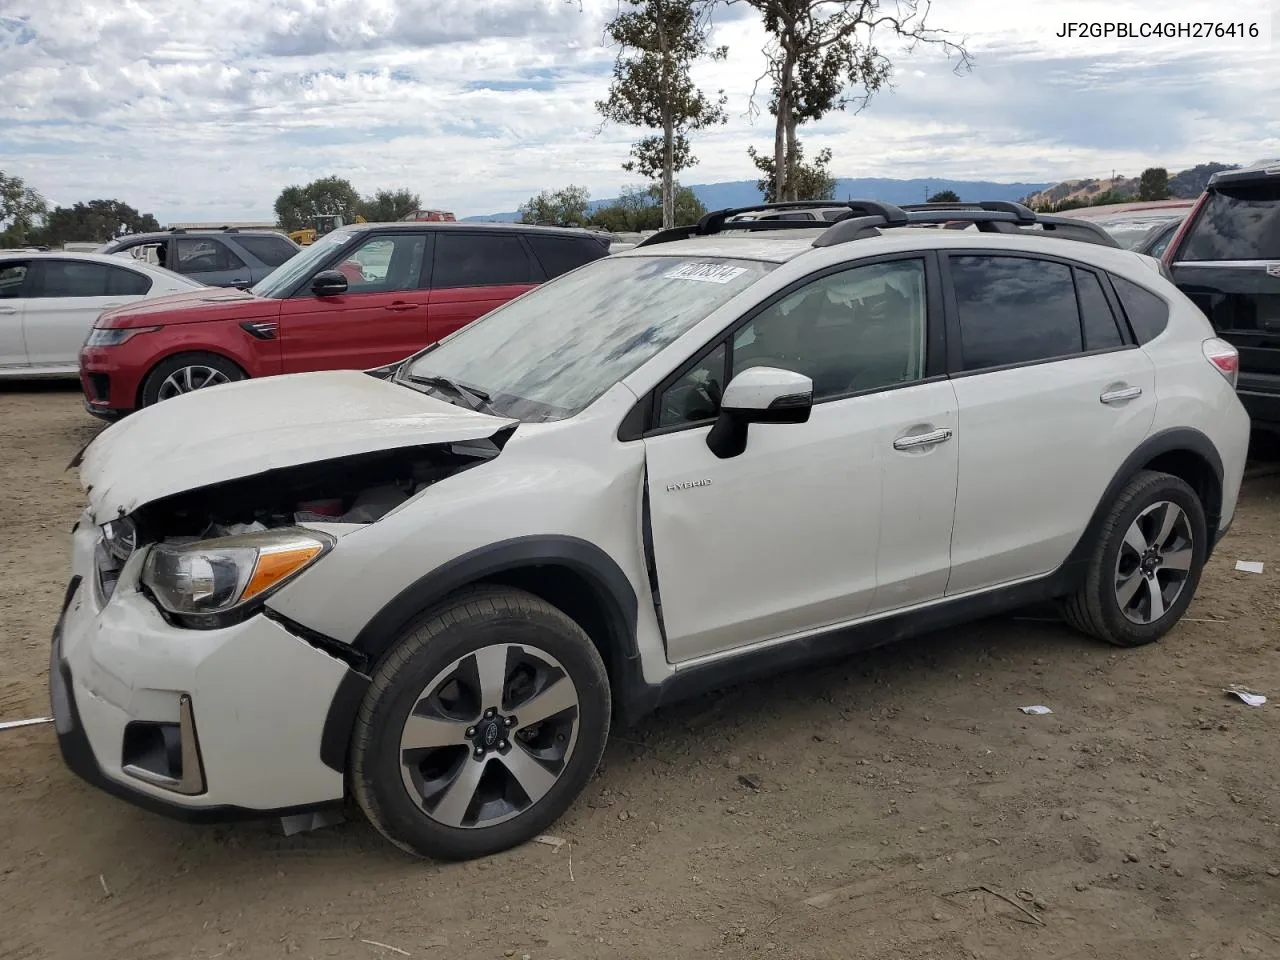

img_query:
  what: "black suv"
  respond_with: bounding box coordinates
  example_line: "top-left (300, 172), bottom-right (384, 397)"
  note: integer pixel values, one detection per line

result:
top-left (1164, 160), bottom-right (1280, 431)
top-left (99, 228), bottom-right (302, 289)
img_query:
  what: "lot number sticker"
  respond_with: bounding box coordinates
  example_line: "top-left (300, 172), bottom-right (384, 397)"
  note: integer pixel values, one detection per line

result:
top-left (663, 262), bottom-right (748, 284)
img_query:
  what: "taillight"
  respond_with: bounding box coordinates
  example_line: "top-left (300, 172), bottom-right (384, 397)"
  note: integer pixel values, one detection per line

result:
top-left (1203, 338), bottom-right (1239, 389)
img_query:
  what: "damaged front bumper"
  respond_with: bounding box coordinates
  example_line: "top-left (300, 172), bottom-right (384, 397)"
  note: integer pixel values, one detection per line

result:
top-left (50, 514), bottom-right (369, 822)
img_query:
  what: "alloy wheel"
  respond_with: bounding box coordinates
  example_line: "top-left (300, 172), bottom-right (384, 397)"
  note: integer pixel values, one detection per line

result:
top-left (157, 365), bottom-right (232, 400)
top-left (1114, 500), bottom-right (1194, 625)
top-left (398, 643), bottom-right (580, 829)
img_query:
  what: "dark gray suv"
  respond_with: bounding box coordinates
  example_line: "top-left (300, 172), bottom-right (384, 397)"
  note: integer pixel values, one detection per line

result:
top-left (99, 228), bottom-right (302, 288)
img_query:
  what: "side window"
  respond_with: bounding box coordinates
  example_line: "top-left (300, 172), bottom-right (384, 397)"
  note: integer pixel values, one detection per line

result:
top-left (174, 238), bottom-right (246, 275)
top-left (732, 259), bottom-right (928, 401)
top-left (657, 343), bottom-right (727, 428)
top-left (31, 260), bottom-right (110, 297)
top-left (234, 234), bottom-right (299, 267)
top-left (106, 265), bottom-right (152, 296)
top-left (0, 262), bottom-right (29, 298)
top-left (950, 256), bottom-right (1081, 371)
top-left (1110, 274), bottom-right (1171, 344)
top-left (1074, 268), bottom-right (1124, 350)
top-left (332, 234), bottom-right (426, 293)
top-left (526, 235), bottom-right (605, 280)
top-left (115, 241), bottom-right (167, 270)
top-left (432, 234), bottom-right (537, 289)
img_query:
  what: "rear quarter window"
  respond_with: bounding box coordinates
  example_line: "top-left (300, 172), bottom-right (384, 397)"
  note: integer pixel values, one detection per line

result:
top-left (525, 234), bottom-right (608, 279)
top-left (1109, 274), bottom-right (1171, 344)
top-left (1179, 181), bottom-right (1280, 261)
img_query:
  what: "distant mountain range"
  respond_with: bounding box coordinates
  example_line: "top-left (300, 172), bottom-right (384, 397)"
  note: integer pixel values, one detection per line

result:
top-left (463, 177), bottom-right (1054, 222)
top-left (1020, 163), bottom-right (1238, 208)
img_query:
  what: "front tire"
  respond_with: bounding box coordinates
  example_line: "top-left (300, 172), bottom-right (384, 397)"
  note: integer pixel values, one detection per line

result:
top-left (139, 352), bottom-right (245, 408)
top-left (1060, 470), bottom-right (1207, 647)
top-left (351, 587), bottom-right (611, 861)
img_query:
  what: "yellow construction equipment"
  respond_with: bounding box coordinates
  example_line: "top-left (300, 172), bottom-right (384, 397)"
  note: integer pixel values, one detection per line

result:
top-left (289, 214), bottom-right (366, 246)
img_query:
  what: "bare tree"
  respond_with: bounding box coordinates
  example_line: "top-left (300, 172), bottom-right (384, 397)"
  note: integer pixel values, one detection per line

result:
top-left (597, 0), bottom-right (728, 228)
top-left (727, 0), bottom-right (971, 202)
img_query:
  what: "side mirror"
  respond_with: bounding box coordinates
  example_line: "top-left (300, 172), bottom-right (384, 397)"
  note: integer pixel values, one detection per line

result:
top-left (706, 366), bottom-right (813, 459)
top-left (311, 270), bottom-right (348, 296)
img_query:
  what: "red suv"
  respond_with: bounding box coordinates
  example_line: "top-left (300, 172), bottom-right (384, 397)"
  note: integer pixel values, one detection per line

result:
top-left (79, 222), bottom-right (610, 417)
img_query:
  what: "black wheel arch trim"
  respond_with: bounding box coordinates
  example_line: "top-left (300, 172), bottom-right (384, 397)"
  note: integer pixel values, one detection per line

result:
top-left (1062, 426), bottom-right (1225, 569)
top-left (348, 534), bottom-right (642, 696)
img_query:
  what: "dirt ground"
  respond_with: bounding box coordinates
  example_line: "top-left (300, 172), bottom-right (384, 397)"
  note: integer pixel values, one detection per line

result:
top-left (3, 381), bottom-right (1280, 960)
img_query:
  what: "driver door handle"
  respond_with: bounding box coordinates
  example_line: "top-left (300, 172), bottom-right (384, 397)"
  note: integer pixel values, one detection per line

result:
top-left (385, 302), bottom-right (418, 312)
top-left (893, 428), bottom-right (952, 450)
top-left (0, 306), bottom-right (16, 315)
top-left (1100, 386), bottom-right (1142, 404)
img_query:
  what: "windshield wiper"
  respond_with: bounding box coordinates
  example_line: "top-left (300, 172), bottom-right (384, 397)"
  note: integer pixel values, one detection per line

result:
top-left (403, 374), bottom-right (497, 415)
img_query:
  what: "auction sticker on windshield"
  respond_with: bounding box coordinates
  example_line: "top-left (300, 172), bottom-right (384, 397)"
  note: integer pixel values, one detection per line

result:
top-left (664, 262), bottom-right (748, 284)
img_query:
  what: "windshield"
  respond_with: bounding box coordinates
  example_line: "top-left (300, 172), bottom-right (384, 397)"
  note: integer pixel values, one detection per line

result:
top-left (400, 254), bottom-right (774, 421)
top-left (1094, 214), bottom-right (1185, 250)
top-left (250, 228), bottom-right (353, 298)
top-left (1180, 182), bottom-right (1280, 260)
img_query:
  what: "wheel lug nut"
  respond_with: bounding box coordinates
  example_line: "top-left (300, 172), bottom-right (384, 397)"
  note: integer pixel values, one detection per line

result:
top-left (474, 748), bottom-right (484, 759)
top-left (499, 740), bottom-right (508, 750)
top-left (504, 716), bottom-right (516, 726)
top-left (466, 727), bottom-right (475, 738)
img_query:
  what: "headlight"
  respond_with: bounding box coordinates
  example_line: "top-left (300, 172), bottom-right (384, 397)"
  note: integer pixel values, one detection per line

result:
top-left (140, 529), bottom-right (332, 626)
top-left (85, 326), bottom-right (160, 347)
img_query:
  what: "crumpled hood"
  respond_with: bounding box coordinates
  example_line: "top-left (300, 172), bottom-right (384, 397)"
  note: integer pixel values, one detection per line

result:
top-left (79, 370), bottom-right (516, 522)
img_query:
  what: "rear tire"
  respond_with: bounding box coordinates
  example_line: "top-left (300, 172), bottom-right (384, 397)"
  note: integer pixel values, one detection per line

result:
top-left (1059, 470), bottom-right (1207, 647)
top-left (139, 352), bottom-right (245, 408)
top-left (351, 586), bottom-right (610, 861)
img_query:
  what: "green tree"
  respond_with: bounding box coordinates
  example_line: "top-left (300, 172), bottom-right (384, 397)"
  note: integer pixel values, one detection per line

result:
top-left (38, 200), bottom-right (160, 246)
top-left (1138, 167), bottom-right (1170, 201)
top-left (358, 188), bottom-right (422, 222)
top-left (589, 183), bottom-right (706, 231)
top-left (928, 189), bottom-right (960, 203)
top-left (729, 0), bottom-right (970, 202)
top-left (748, 142), bottom-right (835, 203)
top-left (519, 185), bottom-right (592, 226)
top-left (596, 0), bottom-right (728, 229)
top-left (0, 172), bottom-right (48, 248)
top-left (273, 176), bottom-right (362, 231)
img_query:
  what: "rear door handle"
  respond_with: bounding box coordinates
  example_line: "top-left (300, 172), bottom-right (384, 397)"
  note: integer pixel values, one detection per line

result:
top-left (893, 427), bottom-right (953, 450)
top-left (385, 302), bottom-right (418, 312)
top-left (0, 306), bottom-right (16, 315)
top-left (1100, 386), bottom-right (1142, 404)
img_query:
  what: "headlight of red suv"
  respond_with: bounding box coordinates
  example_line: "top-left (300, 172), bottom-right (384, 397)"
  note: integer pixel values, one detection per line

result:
top-left (84, 326), bottom-right (160, 347)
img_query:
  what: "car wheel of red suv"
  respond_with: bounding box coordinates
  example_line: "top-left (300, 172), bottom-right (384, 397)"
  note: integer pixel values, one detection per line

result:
top-left (140, 352), bottom-right (246, 408)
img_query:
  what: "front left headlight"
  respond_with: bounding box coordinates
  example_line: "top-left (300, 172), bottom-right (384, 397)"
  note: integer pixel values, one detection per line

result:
top-left (84, 325), bottom-right (160, 347)
top-left (140, 529), bottom-right (333, 627)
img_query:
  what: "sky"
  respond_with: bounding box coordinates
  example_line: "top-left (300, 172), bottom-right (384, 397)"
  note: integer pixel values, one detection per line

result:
top-left (1, 0), bottom-right (1276, 222)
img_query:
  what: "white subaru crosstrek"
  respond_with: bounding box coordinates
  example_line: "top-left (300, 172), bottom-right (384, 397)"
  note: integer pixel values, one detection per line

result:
top-left (51, 200), bottom-right (1250, 861)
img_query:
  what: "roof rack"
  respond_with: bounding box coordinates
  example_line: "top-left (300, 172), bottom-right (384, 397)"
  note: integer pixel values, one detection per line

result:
top-left (166, 226), bottom-right (240, 234)
top-left (635, 197), bottom-right (1119, 250)
top-left (635, 200), bottom-right (910, 248)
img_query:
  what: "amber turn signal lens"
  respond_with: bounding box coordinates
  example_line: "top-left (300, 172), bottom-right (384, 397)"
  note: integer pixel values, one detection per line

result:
top-left (241, 543), bottom-right (324, 601)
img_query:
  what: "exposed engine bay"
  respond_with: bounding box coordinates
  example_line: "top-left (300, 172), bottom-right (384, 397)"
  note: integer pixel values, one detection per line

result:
top-left (94, 438), bottom-right (504, 602)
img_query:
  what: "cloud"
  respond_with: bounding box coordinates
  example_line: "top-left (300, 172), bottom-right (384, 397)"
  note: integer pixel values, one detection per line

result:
top-left (0, 0), bottom-right (1274, 221)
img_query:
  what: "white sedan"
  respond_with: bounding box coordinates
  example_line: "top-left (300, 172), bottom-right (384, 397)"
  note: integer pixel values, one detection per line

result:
top-left (0, 251), bottom-right (203, 378)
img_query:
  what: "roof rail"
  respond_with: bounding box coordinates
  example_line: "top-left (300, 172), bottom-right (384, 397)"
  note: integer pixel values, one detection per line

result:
top-left (166, 226), bottom-right (240, 234)
top-left (899, 200), bottom-right (1036, 224)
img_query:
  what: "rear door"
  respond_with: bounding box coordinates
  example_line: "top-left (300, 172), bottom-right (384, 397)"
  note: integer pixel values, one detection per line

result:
top-left (231, 234), bottom-right (302, 283)
top-left (172, 236), bottom-right (253, 288)
top-left (0, 259), bottom-right (32, 369)
top-left (943, 252), bottom-right (1156, 594)
top-left (22, 259), bottom-right (143, 368)
top-left (427, 231), bottom-right (541, 342)
top-left (278, 231), bottom-right (432, 373)
top-left (1167, 177), bottom-right (1280, 415)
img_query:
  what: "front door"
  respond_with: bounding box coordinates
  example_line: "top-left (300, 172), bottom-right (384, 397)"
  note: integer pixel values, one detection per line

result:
top-left (427, 232), bottom-right (541, 342)
top-left (642, 256), bottom-right (958, 662)
top-left (943, 253), bottom-right (1157, 595)
top-left (0, 259), bottom-right (31, 369)
top-left (278, 232), bottom-right (433, 373)
top-left (23, 259), bottom-right (146, 369)
top-left (172, 236), bottom-right (253, 288)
